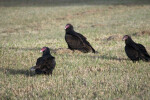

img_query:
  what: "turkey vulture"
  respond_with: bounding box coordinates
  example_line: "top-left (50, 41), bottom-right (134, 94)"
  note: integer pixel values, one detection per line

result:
top-left (122, 35), bottom-right (150, 62)
top-left (65, 24), bottom-right (96, 53)
top-left (30, 47), bottom-right (56, 75)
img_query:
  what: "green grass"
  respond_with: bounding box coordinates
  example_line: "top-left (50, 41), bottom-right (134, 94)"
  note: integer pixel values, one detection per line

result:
top-left (0, 0), bottom-right (150, 99)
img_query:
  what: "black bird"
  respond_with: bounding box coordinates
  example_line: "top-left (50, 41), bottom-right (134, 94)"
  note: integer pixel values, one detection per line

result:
top-left (31, 47), bottom-right (56, 75)
top-left (65, 24), bottom-right (96, 53)
top-left (122, 35), bottom-right (150, 62)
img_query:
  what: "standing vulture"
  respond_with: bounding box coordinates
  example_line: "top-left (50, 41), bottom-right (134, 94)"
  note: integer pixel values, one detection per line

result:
top-left (122, 35), bottom-right (150, 62)
top-left (65, 24), bottom-right (96, 53)
top-left (30, 47), bottom-right (56, 75)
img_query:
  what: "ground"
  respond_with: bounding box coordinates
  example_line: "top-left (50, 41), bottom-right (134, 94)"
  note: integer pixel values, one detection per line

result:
top-left (0, 0), bottom-right (150, 99)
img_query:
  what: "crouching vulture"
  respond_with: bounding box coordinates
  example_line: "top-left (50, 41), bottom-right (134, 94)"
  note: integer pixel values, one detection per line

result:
top-left (30, 47), bottom-right (56, 75)
top-left (65, 24), bottom-right (96, 53)
top-left (122, 35), bottom-right (150, 62)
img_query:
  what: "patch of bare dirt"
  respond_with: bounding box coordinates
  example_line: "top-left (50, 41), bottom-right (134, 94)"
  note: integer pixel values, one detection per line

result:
top-left (77, 9), bottom-right (101, 15)
top-left (132, 31), bottom-right (150, 36)
top-left (55, 17), bottom-right (65, 21)
top-left (91, 24), bottom-right (103, 28)
top-left (76, 25), bottom-right (88, 28)
top-left (1, 23), bottom-right (42, 34)
top-left (1, 28), bottom-right (19, 33)
top-left (95, 38), bottom-right (100, 41)
top-left (55, 9), bottom-right (102, 21)
top-left (105, 35), bottom-right (122, 41)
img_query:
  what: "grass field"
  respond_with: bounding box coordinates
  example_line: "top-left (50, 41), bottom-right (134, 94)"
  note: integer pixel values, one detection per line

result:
top-left (0, 0), bottom-right (150, 99)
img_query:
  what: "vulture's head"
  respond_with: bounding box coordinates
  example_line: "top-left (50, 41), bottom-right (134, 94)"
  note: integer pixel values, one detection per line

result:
top-left (65, 24), bottom-right (74, 32)
top-left (40, 47), bottom-right (50, 56)
top-left (122, 35), bottom-right (133, 44)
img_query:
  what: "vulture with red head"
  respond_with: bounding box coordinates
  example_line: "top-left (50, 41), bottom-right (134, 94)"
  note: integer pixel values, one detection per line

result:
top-left (122, 35), bottom-right (150, 62)
top-left (65, 24), bottom-right (96, 53)
top-left (30, 47), bottom-right (56, 75)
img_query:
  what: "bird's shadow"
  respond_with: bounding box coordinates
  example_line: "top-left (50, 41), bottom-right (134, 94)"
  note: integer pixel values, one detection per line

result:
top-left (0, 67), bottom-right (33, 77)
top-left (80, 54), bottom-right (128, 61)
